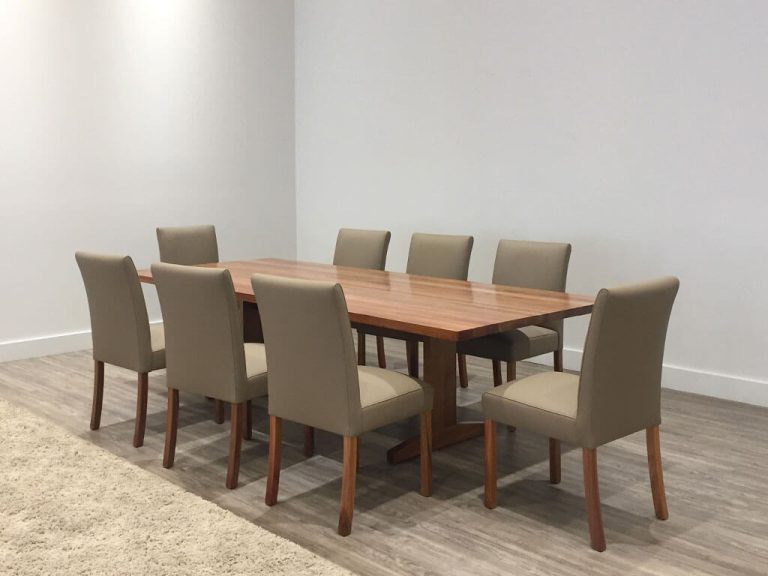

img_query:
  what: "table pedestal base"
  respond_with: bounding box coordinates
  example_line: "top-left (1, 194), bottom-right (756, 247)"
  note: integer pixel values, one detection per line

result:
top-left (387, 422), bottom-right (484, 464)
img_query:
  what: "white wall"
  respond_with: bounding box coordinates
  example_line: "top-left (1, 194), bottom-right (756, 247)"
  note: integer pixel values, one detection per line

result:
top-left (295, 1), bottom-right (768, 406)
top-left (0, 0), bottom-right (295, 360)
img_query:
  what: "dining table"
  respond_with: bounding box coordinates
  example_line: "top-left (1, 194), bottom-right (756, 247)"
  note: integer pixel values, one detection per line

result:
top-left (139, 258), bottom-right (594, 464)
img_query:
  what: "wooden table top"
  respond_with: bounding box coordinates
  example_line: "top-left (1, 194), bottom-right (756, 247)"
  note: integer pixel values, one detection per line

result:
top-left (139, 258), bottom-right (594, 342)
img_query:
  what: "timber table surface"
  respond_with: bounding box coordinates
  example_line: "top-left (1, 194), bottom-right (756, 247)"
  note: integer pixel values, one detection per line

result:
top-left (138, 258), bottom-right (593, 342)
top-left (139, 258), bottom-right (594, 463)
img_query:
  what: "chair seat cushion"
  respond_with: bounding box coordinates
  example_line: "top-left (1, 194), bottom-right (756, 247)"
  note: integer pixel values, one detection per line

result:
top-left (243, 343), bottom-right (269, 399)
top-left (149, 324), bottom-right (166, 371)
top-left (358, 366), bottom-right (433, 434)
top-left (482, 372), bottom-right (580, 444)
top-left (458, 325), bottom-right (558, 362)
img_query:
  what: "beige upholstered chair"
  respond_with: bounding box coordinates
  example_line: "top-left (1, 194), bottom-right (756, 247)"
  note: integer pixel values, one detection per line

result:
top-left (458, 240), bottom-right (572, 388)
top-left (483, 277), bottom-right (679, 551)
top-left (157, 224), bottom-right (237, 421)
top-left (156, 225), bottom-right (219, 265)
top-left (152, 263), bottom-right (268, 489)
top-left (400, 233), bottom-right (474, 377)
top-left (76, 252), bottom-right (165, 448)
top-left (251, 273), bottom-right (434, 536)
top-left (333, 228), bottom-right (392, 369)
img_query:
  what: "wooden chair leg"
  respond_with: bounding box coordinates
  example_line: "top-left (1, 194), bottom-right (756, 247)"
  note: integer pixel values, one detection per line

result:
top-left (265, 416), bottom-right (282, 506)
top-left (90, 360), bottom-right (104, 431)
top-left (304, 425), bottom-right (315, 457)
top-left (506, 360), bottom-right (516, 382)
top-left (163, 388), bottom-right (179, 469)
top-left (214, 399), bottom-right (225, 424)
top-left (357, 330), bottom-right (367, 365)
top-left (492, 360), bottom-right (503, 387)
top-left (406, 340), bottom-right (419, 378)
top-left (376, 336), bottom-right (387, 368)
top-left (549, 438), bottom-right (561, 484)
top-left (242, 400), bottom-right (253, 440)
top-left (458, 353), bottom-right (469, 388)
top-left (133, 372), bottom-right (149, 448)
top-left (338, 435), bottom-right (359, 536)
top-left (583, 447), bottom-right (606, 552)
top-left (646, 425), bottom-right (669, 520)
top-left (554, 350), bottom-right (564, 372)
top-left (419, 411), bottom-right (433, 497)
top-left (226, 402), bottom-right (244, 489)
top-left (484, 418), bottom-right (497, 509)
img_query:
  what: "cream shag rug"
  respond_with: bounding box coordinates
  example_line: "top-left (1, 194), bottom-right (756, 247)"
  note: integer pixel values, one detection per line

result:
top-left (0, 398), bottom-right (352, 576)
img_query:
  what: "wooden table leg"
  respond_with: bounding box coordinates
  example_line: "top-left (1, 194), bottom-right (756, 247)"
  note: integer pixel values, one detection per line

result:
top-left (387, 337), bottom-right (484, 464)
top-left (242, 301), bottom-right (264, 343)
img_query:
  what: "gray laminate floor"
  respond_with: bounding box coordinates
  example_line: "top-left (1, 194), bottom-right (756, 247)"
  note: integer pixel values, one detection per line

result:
top-left (0, 341), bottom-right (766, 576)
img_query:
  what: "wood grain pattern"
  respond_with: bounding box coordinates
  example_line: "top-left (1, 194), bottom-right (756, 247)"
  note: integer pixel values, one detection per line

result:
top-left (214, 399), bottom-right (225, 424)
top-left (303, 425), bottom-right (315, 458)
top-left (133, 372), bottom-right (148, 448)
top-left (357, 330), bottom-right (366, 366)
top-left (492, 359), bottom-right (503, 387)
top-left (140, 259), bottom-right (593, 462)
top-left (646, 425), bottom-right (669, 521)
top-left (338, 435), bottom-right (358, 536)
top-left (226, 403), bottom-right (244, 489)
top-left (265, 415), bottom-right (282, 506)
top-left (90, 360), bottom-right (104, 431)
top-left (458, 353), bottom-right (468, 388)
top-left (376, 336), bottom-right (386, 368)
top-left (549, 438), bottom-right (561, 484)
top-left (583, 448), bottom-right (606, 552)
top-left (484, 418), bottom-right (497, 509)
top-left (138, 259), bottom-right (593, 342)
top-left (162, 388), bottom-right (179, 469)
top-left (419, 411), bottom-right (432, 497)
top-left (507, 360), bottom-right (516, 382)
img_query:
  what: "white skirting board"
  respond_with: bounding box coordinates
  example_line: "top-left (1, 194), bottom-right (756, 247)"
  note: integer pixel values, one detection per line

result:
top-left (1, 332), bottom-right (767, 409)
top-left (530, 347), bottom-right (768, 409)
top-left (0, 322), bottom-right (163, 364)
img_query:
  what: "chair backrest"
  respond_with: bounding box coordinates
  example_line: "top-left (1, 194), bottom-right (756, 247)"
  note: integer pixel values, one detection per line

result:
top-left (251, 273), bottom-right (361, 436)
top-left (492, 239), bottom-right (572, 344)
top-left (406, 233), bottom-right (474, 280)
top-left (75, 252), bottom-right (153, 372)
top-left (152, 263), bottom-right (247, 402)
top-left (333, 228), bottom-right (391, 270)
top-left (156, 225), bottom-right (219, 265)
top-left (577, 277), bottom-right (680, 447)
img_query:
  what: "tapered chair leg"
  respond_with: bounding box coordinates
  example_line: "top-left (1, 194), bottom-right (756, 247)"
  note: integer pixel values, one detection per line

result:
top-left (549, 438), bottom-right (561, 484)
top-left (214, 399), bottom-right (225, 424)
top-left (506, 360), bottom-right (516, 382)
top-left (419, 412), bottom-right (433, 496)
top-left (583, 447), bottom-right (606, 552)
top-left (484, 418), bottom-right (497, 509)
top-left (554, 350), bottom-right (564, 372)
top-left (376, 336), bottom-right (387, 368)
top-left (265, 416), bottom-right (282, 506)
top-left (226, 402), bottom-right (244, 489)
top-left (133, 372), bottom-right (149, 448)
top-left (163, 388), bottom-right (179, 469)
top-left (406, 340), bottom-right (419, 378)
top-left (357, 330), bottom-right (366, 366)
top-left (90, 360), bottom-right (105, 431)
top-left (492, 360), bottom-right (503, 387)
top-left (458, 354), bottom-right (469, 388)
top-left (338, 436), bottom-right (359, 536)
top-left (242, 400), bottom-right (253, 440)
top-left (304, 425), bottom-right (315, 457)
top-left (646, 425), bottom-right (669, 520)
